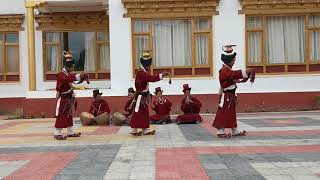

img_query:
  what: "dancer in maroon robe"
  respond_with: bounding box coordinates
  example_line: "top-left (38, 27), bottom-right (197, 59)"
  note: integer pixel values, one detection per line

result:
top-left (150, 87), bottom-right (172, 124)
top-left (124, 87), bottom-right (135, 125)
top-left (176, 84), bottom-right (203, 124)
top-left (130, 52), bottom-right (170, 136)
top-left (54, 51), bottom-right (89, 140)
top-left (212, 45), bottom-right (255, 138)
top-left (89, 89), bottom-right (110, 117)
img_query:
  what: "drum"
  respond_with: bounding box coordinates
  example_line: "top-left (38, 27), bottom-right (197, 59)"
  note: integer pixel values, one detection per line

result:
top-left (111, 112), bottom-right (126, 126)
top-left (94, 112), bottom-right (110, 125)
top-left (80, 112), bottom-right (94, 126)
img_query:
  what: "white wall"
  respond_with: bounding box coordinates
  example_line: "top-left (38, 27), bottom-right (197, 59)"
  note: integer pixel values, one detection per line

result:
top-left (0, 0), bottom-right (28, 98)
top-left (0, 0), bottom-right (25, 14)
top-left (109, 0), bottom-right (134, 95)
top-left (1, 0), bottom-right (320, 99)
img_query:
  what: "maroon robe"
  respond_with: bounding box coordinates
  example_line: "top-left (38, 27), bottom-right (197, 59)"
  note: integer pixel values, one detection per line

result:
top-left (213, 64), bottom-right (246, 129)
top-left (55, 69), bottom-right (77, 128)
top-left (124, 98), bottom-right (134, 118)
top-left (150, 98), bottom-right (172, 123)
top-left (89, 99), bottom-right (110, 117)
top-left (176, 96), bottom-right (202, 123)
top-left (130, 67), bottom-right (161, 129)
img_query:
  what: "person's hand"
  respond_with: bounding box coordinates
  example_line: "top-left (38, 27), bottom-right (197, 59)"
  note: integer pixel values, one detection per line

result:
top-left (244, 68), bottom-right (255, 83)
top-left (245, 68), bottom-right (253, 76)
top-left (240, 78), bottom-right (249, 83)
top-left (162, 71), bottom-right (170, 77)
top-left (80, 73), bottom-right (86, 79)
top-left (80, 73), bottom-right (90, 84)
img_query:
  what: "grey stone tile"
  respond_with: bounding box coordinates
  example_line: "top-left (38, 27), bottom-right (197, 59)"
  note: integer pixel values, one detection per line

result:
top-left (201, 154), bottom-right (264, 180)
top-left (237, 175), bottom-right (266, 180)
top-left (230, 169), bottom-right (260, 176)
top-left (78, 175), bottom-right (104, 180)
top-left (178, 124), bottom-right (215, 141)
top-left (53, 174), bottom-right (79, 180)
top-left (202, 163), bottom-right (228, 170)
top-left (239, 117), bottom-right (320, 127)
top-left (198, 154), bottom-right (223, 164)
top-left (51, 145), bottom-right (120, 177)
top-left (207, 170), bottom-right (235, 180)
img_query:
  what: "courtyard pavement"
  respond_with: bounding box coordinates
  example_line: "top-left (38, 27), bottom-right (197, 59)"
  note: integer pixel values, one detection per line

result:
top-left (0, 111), bottom-right (319, 180)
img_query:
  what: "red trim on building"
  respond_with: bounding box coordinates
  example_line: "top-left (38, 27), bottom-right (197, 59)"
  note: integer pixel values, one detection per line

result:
top-left (266, 65), bottom-right (285, 73)
top-left (174, 68), bottom-right (192, 75)
top-left (0, 92), bottom-right (319, 117)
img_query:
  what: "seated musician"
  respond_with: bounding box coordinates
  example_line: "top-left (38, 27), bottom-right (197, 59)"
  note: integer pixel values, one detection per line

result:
top-left (150, 87), bottom-right (172, 124)
top-left (124, 87), bottom-right (135, 125)
top-left (89, 89), bottom-right (110, 123)
top-left (176, 84), bottom-right (203, 124)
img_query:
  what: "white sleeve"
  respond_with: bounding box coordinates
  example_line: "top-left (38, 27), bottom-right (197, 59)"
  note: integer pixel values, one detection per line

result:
top-left (75, 74), bottom-right (81, 81)
top-left (159, 73), bottom-right (163, 80)
top-left (241, 69), bottom-right (248, 78)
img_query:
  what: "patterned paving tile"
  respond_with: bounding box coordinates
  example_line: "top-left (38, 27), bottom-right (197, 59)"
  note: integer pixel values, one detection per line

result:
top-left (178, 124), bottom-right (214, 141)
top-left (200, 154), bottom-right (320, 180)
top-left (0, 144), bottom-right (121, 179)
top-left (0, 161), bottom-right (29, 177)
top-left (0, 112), bottom-right (319, 180)
top-left (179, 123), bottom-right (320, 141)
top-left (0, 152), bottom-right (79, 180)
top-left (156, 145), bottom-right (320, 180)
top-left (0, 121), bottom-right (120, 137)
top-left (189, 116), bottom-right (320, 141)
top-left (239, 117), bottom-right (320, 127)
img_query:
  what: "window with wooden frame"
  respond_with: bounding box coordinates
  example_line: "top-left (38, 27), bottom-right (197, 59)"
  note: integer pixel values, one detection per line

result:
top-left (0, 32), bottom-right (20, 82)
top-left (43, 31), bottom-right (110, 81)
top-left (0, 15), bottom-right (23, 82)
top-left (36, 12), bottom-right (110, 81)
top-left (246, 14), bottom-right (320, 74)
top-left (131, 18), bottom-right (213, 77)
top-left (309, 15), bottom-right (320, 71)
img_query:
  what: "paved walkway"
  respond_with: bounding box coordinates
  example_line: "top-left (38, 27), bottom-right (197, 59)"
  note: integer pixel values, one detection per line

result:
top-left (0, 111), bottom-right (319, 180)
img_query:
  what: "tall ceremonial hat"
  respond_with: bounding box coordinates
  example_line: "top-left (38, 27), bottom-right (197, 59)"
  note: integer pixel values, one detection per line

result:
top-left (93, 89), bottom-right (103, 97)
top-left (140, 49), bottom-right (152, 67)
top-left (63, 50), bottom-right (74, 67)
top-left (183, 84), bottom-right (191, 92)
top-left (221, 44), bottom-right (237, 64)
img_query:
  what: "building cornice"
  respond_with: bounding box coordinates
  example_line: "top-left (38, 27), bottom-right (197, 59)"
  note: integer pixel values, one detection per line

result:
top-left (122, 0), bottom-right (220, 18)
top-left (239, 0), bottom-right (320, 14)
top-left (0, 15), bottom-right (24, 31)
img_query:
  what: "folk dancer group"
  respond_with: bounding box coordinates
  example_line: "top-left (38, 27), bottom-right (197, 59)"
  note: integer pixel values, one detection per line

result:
top-left (53, 45), bottom-right (255, 140)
